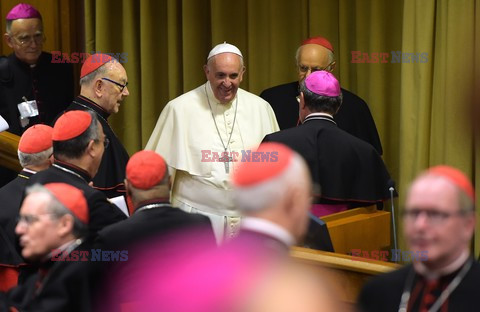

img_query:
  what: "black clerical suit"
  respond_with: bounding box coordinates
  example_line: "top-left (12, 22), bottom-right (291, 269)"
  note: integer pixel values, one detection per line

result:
top-left (263, 114), bottom-right (392, 207)
top-left (233, 229), bottom-right (290, 256)
top-left (0, 52), bottom-right (73, 135)
top-left (65, 96), bottom-right (129, 199)
top-left (357, 259), bottom-right (480, 312)
top-left (260, 82), bottom-right (383, 155)
top-left (6, 240), bottom-right (97, 312)
top-left (27, 160), bottom-right (127, 236)
top-left (0, 170), bottom-right (33, 268)
top-left (95, 199), bottom-right (215, 251)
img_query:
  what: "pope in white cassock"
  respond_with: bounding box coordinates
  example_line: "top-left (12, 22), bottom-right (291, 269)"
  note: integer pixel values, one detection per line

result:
top-left (146, 42), bottom-right (279, 243)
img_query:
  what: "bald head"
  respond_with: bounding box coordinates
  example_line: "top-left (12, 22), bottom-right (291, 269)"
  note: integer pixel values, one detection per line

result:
top-left (296, 44), bottom-right (335, 82)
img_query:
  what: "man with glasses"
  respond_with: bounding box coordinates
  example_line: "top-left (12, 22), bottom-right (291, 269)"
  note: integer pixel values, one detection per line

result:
top-left (64, 53), bottom-right (130, 201)
top-left (0, 3), bottom-right (74, 135)
top-left (0, 3), bottom-right (74, 189)
top-left (27, 110), bottom-right (126, 236)
top-left (6, 183), bottom-right (95, 311)
top-left (358, 165), bottom-right (480, 312)
top-left (260, 36), bottom-right (382, 155)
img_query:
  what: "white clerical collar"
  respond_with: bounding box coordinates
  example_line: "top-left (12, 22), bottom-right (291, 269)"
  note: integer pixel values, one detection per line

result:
top-left (22, 168), bottom-right (37, 174)
top-left (241, 217), bottom-right (295, 246)
top-left (43, 238), bottom-right (83, 262)
top-left (305, 112), bottom-right (334, 119)
top-left (413, 249), bottom-right (470, 280)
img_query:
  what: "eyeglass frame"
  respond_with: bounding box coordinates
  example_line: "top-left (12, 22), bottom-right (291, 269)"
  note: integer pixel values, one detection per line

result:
top-left (95, 137), bottom-right (110, 149)
top-left (16, 213), bottom-right (58, 227)
top-left (401, 208), bottom-right (471, 225)
top-left (297, 61), bottom-right (336, 74)
top-left (9, 32), bottom-right (46, 47)
top-left (101, 77), bottom-right (128, 92)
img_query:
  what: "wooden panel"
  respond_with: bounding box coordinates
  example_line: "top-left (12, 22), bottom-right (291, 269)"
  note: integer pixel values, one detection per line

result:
top-left (0, 131), bottom-right (20, 171)
top-left (322, 206), bottom-right (391, 254)
top-left (291, 247), bottom-right (400, 304)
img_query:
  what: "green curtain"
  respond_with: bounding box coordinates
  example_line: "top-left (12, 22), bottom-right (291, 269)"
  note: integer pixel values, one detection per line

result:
top-left (85, 0), bottom-right (480, 254)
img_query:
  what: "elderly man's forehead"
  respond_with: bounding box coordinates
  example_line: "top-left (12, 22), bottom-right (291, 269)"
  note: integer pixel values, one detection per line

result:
top-left (299, 44), bottom-right (331, 60)
top-left (10, 18), bottom-right (43, 31)
top-left (407, 174), bottom-right (459, 201)
top-left (21, 192), bottom-right (51, 213)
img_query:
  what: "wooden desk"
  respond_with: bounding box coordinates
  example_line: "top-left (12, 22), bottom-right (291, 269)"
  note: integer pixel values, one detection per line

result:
top-left (291, 246), bottom-right (400, 305)
top-left (0, 131), bottom-right (20, 172)
top-left (322, 206), bottom-right (391, 254)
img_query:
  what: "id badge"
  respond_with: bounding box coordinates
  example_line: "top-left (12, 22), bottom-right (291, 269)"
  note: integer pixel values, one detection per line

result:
top-left (17, 100), bottom-right (39, 119)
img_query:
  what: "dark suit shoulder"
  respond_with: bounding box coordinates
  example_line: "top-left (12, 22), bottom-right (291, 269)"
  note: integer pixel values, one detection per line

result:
top-left (96, 206), bottom-right (211, 250)
top-left (357, 265), bottom-right (411, 312)
top-left (260, 81), bottom-right (298, 99)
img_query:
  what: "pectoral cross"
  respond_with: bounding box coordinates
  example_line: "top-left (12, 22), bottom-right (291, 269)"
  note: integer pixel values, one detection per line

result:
top-left (220, 149), bottom-right (233, 173)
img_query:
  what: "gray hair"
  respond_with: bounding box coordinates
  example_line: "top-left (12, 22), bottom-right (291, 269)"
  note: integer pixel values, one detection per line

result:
top-left (457, 188), bottom-right (474, 214)
top-left (18, 147), bottom-right (52, 168)
top-left (233, 153), bottom-right (307, 213)
top-left (53, 110), bottom-right (100, 160)
top-left (79, 62), bottom-right (111, 86)
top-left (25, 184), bottom-right (88, 237)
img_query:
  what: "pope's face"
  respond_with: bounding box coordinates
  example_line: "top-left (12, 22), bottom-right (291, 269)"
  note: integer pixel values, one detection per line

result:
top-left (204, 53), bottom-right (245, 104)
top-left (403, 175), bottom-right (475, 270)
top-left (5, 18), bottom-right (44, 65)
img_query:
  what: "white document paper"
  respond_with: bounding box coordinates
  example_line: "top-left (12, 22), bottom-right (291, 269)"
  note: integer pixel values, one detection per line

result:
top-left (0, 116), bottom-right (9, 132)
top-left (109, 195), bottom-right (129, 217)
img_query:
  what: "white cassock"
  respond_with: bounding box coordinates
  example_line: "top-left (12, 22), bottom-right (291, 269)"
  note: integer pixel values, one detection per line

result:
top-left (146, 81), bottom-right (279, 242)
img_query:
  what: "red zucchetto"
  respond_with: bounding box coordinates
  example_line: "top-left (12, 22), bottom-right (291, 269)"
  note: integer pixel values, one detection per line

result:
top-left (80, 53), bottom-right (113, 79)
top-left (52, 111), bottom-right (92, 141)
top-left (18, 124), bottom-right (53, 154)
top-left (232, 143), bottom-right (294, 187)
top-left (301, 36), bottom-right (334, 53)
top-left (45, 183), bottom-right (89, 224)
top-left (126, 150), bottom-right (168, 190)
top-left (428, 165), bottom-right (475, 201)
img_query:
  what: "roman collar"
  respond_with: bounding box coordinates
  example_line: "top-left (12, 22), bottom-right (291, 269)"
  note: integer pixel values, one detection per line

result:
top-left (52, 159), bottom-right (92, 183)
top-left (135, 198), bottom-right (171, 214)
top-left (74, 95), bottom-right (110, 121)
top-left (303, 113), bottom-right (336, 125)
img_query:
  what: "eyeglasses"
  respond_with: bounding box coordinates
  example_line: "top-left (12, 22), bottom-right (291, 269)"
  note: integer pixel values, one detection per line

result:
top-left (10, 33), bottom-right (45, 47)
top-left (95, 137), bottom-right (110, 148)
top-left (402, 209), bottom-right (468, 225)
top-left (101, 77), bottom-right (128, 92)
top-left (17, 213), bottom-right (56, 226)
top-left (298, 61), bottom-right (336, 74)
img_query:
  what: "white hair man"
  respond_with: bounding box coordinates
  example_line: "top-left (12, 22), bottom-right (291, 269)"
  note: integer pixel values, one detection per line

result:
top-left (231, 142), bottom-right (312, 253)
